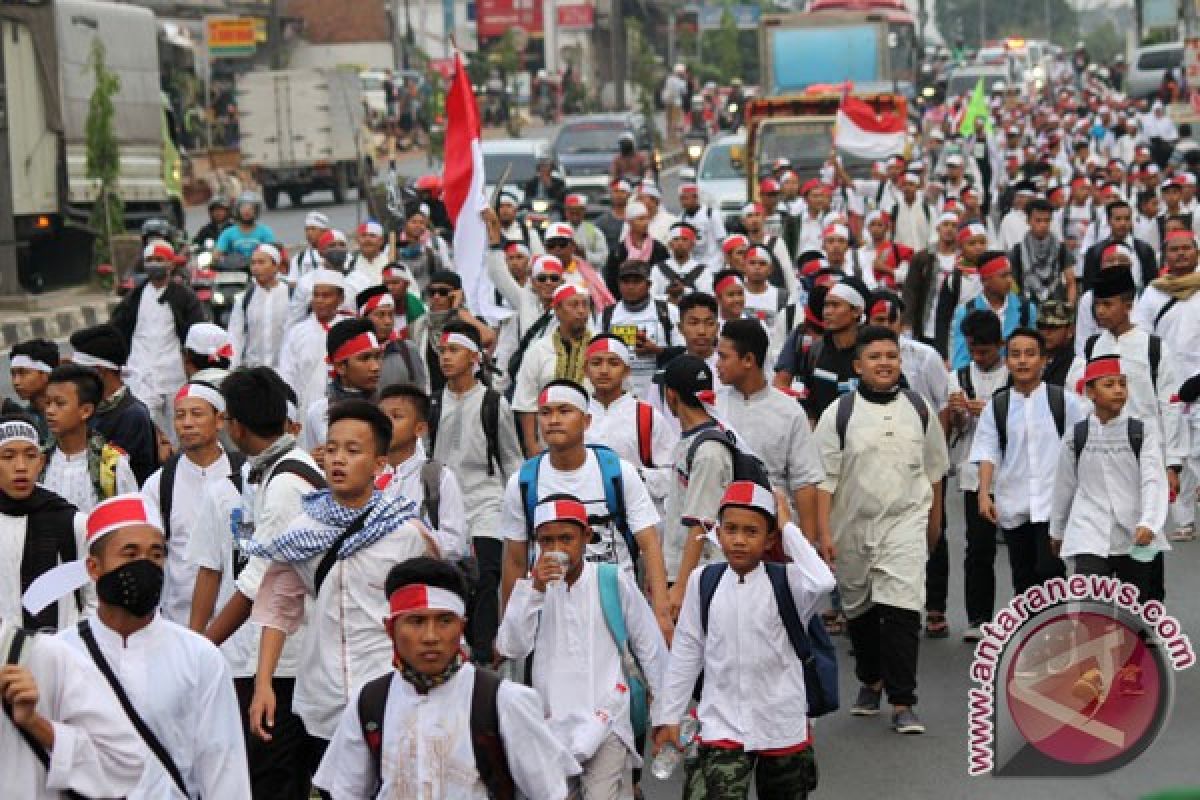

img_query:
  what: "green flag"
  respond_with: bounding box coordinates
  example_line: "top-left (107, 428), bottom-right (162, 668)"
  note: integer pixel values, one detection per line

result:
top-left (958, 77), bottom-right (993, 137)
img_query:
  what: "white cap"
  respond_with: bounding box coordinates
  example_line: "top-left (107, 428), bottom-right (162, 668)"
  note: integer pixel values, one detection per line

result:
top-left (305, 211), bottom-right (330, 229)
top-left (626, 201), bottom-right (649, 219)
top-left (309, 268), bottom-right (347, 292)
top-left (184, 323), bottom-right (233, 361)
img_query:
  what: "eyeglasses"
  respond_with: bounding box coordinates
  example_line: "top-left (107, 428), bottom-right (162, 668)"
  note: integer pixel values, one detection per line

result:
top-left (546, 239), bottom-right (573, 248)
top-left (427, 287), bottom-right (454, 297)
top-left (534, 274), bottom-right (562, 283)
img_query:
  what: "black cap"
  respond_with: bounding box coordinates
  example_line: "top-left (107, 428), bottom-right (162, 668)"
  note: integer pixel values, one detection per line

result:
top-left (618, 260), bottom-right (652, 279)
top-left (428, 270), bottom-right (462, 290)
top-left (1092, 266), bottom-right (1136, 299)
top-left (654, 354), bottom-right (713, 396)
top-left (69, 324), bottom-right (128, 367)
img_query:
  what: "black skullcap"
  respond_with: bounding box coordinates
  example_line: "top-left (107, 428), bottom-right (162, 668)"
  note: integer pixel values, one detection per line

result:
top-left (1092, 266), bottom-right (1136, 299)
top-left (428, 270), bottom-right (462, 290)
top-left (10, 338), bottom-right (60, 369)
top-left (69, 324), bottom-right (129, 367)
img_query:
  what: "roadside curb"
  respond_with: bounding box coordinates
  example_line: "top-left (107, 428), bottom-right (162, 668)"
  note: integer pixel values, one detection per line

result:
top-left (0, 298), bottom-right (119, 350)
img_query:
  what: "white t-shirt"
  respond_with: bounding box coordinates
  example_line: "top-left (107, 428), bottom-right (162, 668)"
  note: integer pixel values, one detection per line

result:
top-left (499, 450), bottom-right (660, 572)
top-left (743, 285), bottom-right (786, 328)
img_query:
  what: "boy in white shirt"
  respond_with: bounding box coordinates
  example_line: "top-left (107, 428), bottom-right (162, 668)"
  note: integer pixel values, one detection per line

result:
top-left (1051, 355), bottom-right (1169, 601)
top-left (740, 246), bottom-right (789, 328)
top-left (497, 496), bottom-right (668, 798)
top-left (653, 481), bottom-right (834, 798)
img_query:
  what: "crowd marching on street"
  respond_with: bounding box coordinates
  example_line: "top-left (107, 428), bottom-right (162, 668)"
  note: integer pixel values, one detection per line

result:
top-left (3, 39), bottom-right (1200, 800)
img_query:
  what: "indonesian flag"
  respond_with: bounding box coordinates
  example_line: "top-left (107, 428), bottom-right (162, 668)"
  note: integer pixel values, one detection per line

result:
top-left (835, 93), bottom-right (907, 161)
top-left (443, 53), bottom-right (504, 320)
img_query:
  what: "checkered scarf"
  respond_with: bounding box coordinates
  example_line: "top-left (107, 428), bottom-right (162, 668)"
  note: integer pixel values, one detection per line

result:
top-left (237, 489), bottom-right (417, 563)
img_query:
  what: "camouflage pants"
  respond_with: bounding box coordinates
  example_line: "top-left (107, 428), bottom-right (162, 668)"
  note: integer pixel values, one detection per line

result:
top-left (682, 745), bottom-right (817, 800)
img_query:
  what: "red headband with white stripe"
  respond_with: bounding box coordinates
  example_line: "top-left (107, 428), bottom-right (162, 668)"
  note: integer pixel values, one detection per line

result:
top-left (359, 292), bottom-right (395, 315)
top-left (386, 584), bottom-right (466, 624)
top-left (718, 481), bottom-right (777, 521)
top-left (1076, 356), bottom-right (1123, 393)
top-left (1165, 230), bottom-right (1196, 244)
top-left (358, 221), bottom-right (384, 238)
top-left (538, 383), bottom-right (588, 412)
top-left (745, 245), bottom-right (772, 263)
top-left (958, 223), bottom-right (987, 242)
top-left (714, 274), bottom-right (744, 295)
top-left (331, 331), bottom-right (381, 363)
top-left (822, 223), bottom-right (849, 241)
top-left (87, 494), bottom-right (163, 546)
top-left (585, 337), bottom-right (631, 366)
top-left (551, 284), bottom-right (586, 307)
top-left (1102, 243), bottom-right (1133, 261)
top-left (440, 331), bottom-right (479, 354)
top-left (722, 235), bottom-right (750, 255)
top-left (533, 498), bottom-right (589, 531)
top-left (175, 382), bottom-right (225, 413)
top-left (534, 255), bottom-right (564, 276)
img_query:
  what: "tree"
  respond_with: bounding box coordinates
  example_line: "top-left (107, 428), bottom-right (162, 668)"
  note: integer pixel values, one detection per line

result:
top-left (626, 18), bottom-right (663, 147)
top-left (936, 0), bottom-right (1078, 50)
top-left (711, 8), bottom-right (743, 85)
top-left (1083, 20), bottom-right (1123, 65)
top-left (85, 38), bottom-right (123, 269)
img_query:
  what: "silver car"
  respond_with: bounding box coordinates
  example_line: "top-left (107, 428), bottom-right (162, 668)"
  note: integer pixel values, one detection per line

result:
top-left (695, 133), bottom-right (747, 227)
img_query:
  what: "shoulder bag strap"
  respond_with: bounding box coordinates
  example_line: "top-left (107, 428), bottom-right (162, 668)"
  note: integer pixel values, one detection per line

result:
top-left (312, 508), bottom-right (374, 596)
top-left (77, 619), bottom-right (190, 797)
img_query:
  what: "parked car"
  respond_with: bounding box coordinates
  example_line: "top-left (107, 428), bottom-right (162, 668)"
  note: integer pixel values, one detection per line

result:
top-left (1126, 43), bottom-right (1184, 100)
top-left (481, 138), bottom-right (552, 207)
top-left (946, 66), bottom-right (1011, 100)
top-left (553, 112), bottom-right (658, 209)
top-left (695, 133), bottom-right (747, 227)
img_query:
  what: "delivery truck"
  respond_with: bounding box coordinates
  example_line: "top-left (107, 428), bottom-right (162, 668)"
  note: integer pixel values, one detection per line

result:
top-left (1, 0), bottom-right (183, 289)
top-left (237, 68), bottom-right (367, 209)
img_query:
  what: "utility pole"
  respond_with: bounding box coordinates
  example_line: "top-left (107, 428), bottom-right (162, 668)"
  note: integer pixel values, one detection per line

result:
top-left (0, 23), bottom-right (19, 296)
top-left (268, 0), bottom-right (283, 69)
top-left (612, 0), bottom-right (626, 108)
top-left (977, 0), bottom-right (986, 48)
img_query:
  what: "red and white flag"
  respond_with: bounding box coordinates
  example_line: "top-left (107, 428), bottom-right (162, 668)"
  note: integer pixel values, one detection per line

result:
top-left (443, 53), bottom-right (504, 319)
top-left (835, 94), bottom-right (907, 160)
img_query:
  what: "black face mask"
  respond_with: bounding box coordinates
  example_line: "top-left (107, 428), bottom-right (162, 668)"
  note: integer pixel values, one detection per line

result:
top-left (325, 248), bottom-right (349, 269)
top-left (96, 558), bottom-right (163, 617)
top-left (144, 265), bottom-right (168, 282)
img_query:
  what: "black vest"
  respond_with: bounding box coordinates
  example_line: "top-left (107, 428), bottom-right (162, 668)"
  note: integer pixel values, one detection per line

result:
top-left (0, 488), bottom-right (80, 630)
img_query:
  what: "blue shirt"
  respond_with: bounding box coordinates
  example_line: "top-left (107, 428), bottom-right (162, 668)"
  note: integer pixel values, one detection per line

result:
top-left (950, 292), bottom-right (1037, 370)
top-left (216, 223), bottom-right (276, 258)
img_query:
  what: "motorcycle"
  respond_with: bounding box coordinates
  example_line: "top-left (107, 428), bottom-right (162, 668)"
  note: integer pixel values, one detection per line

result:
top-left (521, 198), bottom-right (558, 232)
top-left (684, 127), bottom-right (708, 168)
top-left (189, 240), bottom-right (217, 320)
top-left (210, 251), bottom-right (250, 328)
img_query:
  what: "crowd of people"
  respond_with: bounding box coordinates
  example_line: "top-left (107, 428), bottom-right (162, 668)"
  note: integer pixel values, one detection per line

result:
top-left (2, 46), bottom-right (1200, 800)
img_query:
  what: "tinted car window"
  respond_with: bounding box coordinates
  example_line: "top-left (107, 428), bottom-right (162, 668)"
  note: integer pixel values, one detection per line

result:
top-left (1138, 48), bottom-right (1183, 71)
top-left (556, 122), bottom-right (627, 154)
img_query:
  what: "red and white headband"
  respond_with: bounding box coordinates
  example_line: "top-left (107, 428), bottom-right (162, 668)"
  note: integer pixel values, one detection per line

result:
top-left (585, 336), bottom-right (631, 366)
top-left (822, 223), bottom-right (849, 241)
top-left (505, 242), bottom-right (532, 258)
top-left (551, 284), bottom-right (586, 307)
top-left (669, 224), bottom-right (697, 241)
top-left (440, 331), bottom-right (480, 354)
top-left (741, 202), bottom-right (763, 217)
top-left (869, 298), bottom-right (895, 319)
top-left (359, 292), bottom-right (395, 315)
top-left (10, 354), bottom-right (53, 373)
top-left (722, 234), bottom-right (750, 255)
top-left (533, 498), bottom-right (590, 531)
top-left (745, 245), bottom-right (772, 263)
top-left (534, 255), bottom-right (564, 276)
top-left (87, 494), bottom-right (163, 546)
top-left (828, 282), bottom-right (865, 309)
top-left (175, 382), bottom-right (225, 413)
top-left (330, 331), bottom-right (381, 363)
top-left (714, 273), bottom-right (744, 295)
top-left (979, 255), bottom-right (1011, 280)
top-left (538, 383), bottom-right (588, 413)
top-left (358, 221), bottom-right (384, 238)
top-left (718, 481), bottom-right (777, 521)
top-left (1102, 243), bottom-right (1133, 262)
top-left (957, 222), bottom-right (987, 242)
top-left (386, 583), bottom-right (465, 624)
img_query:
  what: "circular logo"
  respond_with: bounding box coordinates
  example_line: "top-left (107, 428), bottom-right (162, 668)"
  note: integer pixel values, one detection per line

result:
top-left (1004, 606), bottom-right (1171, 771)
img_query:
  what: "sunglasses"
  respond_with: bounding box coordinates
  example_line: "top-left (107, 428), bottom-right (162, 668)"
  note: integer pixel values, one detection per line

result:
top-left (427, 287), bottom-right (454, 297)
top-left (534, 274), bottom-right (562, 283)
top-left (546, 239), bottom-right (573, 248)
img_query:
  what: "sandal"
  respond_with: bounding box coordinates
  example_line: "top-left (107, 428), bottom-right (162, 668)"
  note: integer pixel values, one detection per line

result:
top-left (1169, 525), bottom-right (1196, 543)
top-left (925, 612), bottom-right (950, 639)
top-left (822, 610), bottom-right (847, 636)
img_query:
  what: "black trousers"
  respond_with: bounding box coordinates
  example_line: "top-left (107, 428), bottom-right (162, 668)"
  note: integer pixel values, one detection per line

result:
top-left (924, 478), bottom-right (949, 614)
top-left (1002, 521), bottom-right (1065, 594)
top-left (962, 490), bottom-right (998, 625)
top-left (301, 731), bottom-right (331, 800)
top-left (1069, 553), bottom-right (1162, 603)
top-left (846, 603), bottom-right (921, 707)
top-left (234, 676), bottom-right (311, 800)
top-left (467, 536), bottom-right (504, 663)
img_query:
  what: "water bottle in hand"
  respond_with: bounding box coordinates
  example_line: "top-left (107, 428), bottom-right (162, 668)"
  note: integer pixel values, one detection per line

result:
top-left (651, 714), bottom-right (699, 780)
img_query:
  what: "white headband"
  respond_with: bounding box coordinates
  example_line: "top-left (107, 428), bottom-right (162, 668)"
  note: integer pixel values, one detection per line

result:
top-left (538, 383), bottom-right (588, 413)
top-left (828, 282), bottom-right (866, 309)
top-left (255, 243), bottom-right (282, 264)
top-left (286, 400), bottom-right (299, 425)
top-left (439, 331), bottom-right (480, 354)
top-left (10, 355), bottom-right (53, 373)
top-left (0, 420), bottom-right (40, 446)
top-left (175, 383), bottom-right (226, 413)
top-left (71, 352), bottom-right (120, 371)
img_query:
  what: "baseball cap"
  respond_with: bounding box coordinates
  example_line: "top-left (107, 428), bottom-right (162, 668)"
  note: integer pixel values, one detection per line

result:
top-left (654, 354), bottom-right (713, 396)
top-left (1038, 300), bottom-right (1073, 327)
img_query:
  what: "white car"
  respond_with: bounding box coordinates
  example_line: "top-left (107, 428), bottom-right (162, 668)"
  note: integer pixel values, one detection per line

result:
top-left (481, 138), bottom-right (552, 207)
top-left (695, 133), bottom-right (747, 226)
top-left (360, 69), bottom-right (390, 118)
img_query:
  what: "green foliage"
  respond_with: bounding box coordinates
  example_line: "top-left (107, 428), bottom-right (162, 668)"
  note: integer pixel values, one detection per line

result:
top-left (936, 0), bottom-right (1078, 49)
top-left (1084, 20), bottom-right (1124, 64)
top-left (626, 18), bottom-right (662, 148)
top-left (84, 38), bottom-right (123, 269)
top-left (712, 8), bottom-right (743, 85)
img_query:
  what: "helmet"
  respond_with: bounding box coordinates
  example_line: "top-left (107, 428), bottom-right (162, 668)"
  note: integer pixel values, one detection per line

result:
top-left (140, 217), bottom-right (172, 243)
top-left (618, 131), bottom-right (635, 144)
top-left (235, 191), bottom-right (261, 221)
top-left (208, 194), bottom-right (230, 211)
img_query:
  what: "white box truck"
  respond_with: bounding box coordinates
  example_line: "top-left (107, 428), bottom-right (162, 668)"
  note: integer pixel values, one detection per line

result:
top-left (1, 0), bottom-right (182, 288)
top-left (237, 68), bottom-right (367, 209)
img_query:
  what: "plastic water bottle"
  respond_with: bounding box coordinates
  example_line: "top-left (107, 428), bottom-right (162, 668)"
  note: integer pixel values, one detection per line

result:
top-left (651, 713), bottom-right (699, 780)
top-left (1129, 543), bottom-right (1158, 563)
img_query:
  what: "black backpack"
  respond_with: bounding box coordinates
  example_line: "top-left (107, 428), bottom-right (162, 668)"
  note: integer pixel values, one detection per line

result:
top-left (505, 311), bottom-right (555, 400)
top-left (685, 424), bottom-right (771, 489)
top-left (601, 299), bottom-right (674, 345)
top-left (358, 668), bottom-right (514, 800)
top-left (1071, 417), bottom-right (1144, 465)
top-left (428, 386), bottom-right (503, 476)
top-left (834, 389), bottom-right (930, 450)
top-left (158, 451), bottom-right (246, 543)
top-left (1084, 334), bottom-right (1162, 391)
top-left (992, 384), bottom-right (1067, 456)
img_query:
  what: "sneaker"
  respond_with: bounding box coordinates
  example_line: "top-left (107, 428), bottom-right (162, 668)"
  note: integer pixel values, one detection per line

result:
top-left (851, 685), bottom-right (883, 716)
top-left (962, 625), bottom-right (983, 643)
top-left (892, 708), bottom-right (926, 734)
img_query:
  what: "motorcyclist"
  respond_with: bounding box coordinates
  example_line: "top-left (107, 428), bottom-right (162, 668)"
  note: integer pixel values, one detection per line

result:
top-left (193, 196), bottom-right (232, 245)
top-left (215, 191), bottom-right (277, 260)
top-left (132, 217), bottom-right (180, 278)
top-left (413, 174), bottom-right (453, 234)
top-left (521, 156), bottom-right (567, 217)
top-left (724, 79), bottom-right (746, 130)
top-left (609, 132), bottom-right (650, 184)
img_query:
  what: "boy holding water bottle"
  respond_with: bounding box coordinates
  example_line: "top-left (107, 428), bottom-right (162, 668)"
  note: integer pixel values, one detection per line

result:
top-left (652, 481), bottom-right (835, 799)
top-left (495, 495), bottom-right (669, 799)
top-left (1050, 354), bottom-right (1170, 601)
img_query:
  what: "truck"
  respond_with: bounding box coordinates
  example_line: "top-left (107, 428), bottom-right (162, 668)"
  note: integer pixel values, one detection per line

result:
top-left (2, 0), bottom-right (184, 289)
top-left (734, 13), bottom-right (908, 197)
top-left (237, 68), bottom-right (366, 210)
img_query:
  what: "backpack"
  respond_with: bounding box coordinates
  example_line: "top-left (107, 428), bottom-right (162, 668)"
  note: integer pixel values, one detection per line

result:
top-left (635, 400), bottom-right (656, 468)
top-left (834, 389), bottom-right (929, 450)
top-left (240, 282), bottom-right (256, 335)
top-left (596, 562), bottom-right (649, 737)
top-left (601, 299), bottom-right (674, 346)
top-left (1152, 298), bottom-right (1178, 331)
top-left (992, 384), bottom-right (1067, 456)
top-left (684, 424), bottom-right (771, 489)
top-left (159, 451), bottom-right (246, 543)
top-left (519, 444), bottom-right (635, 565)
top-left (1085, 334), bottom-right (1162, 391)
top-left (1071, 417), bottom-right (1144, 465)
top-left (416, 458), bottom-right (482, 589)
top-left (506, 311), bottom-right (555, 400)
top-left (698, 562), bottom-right (839, 717)
top-left (655, 260), bottom-right (708, 293)
top-left (429, 387), bottom-right (503, 476)
top-left (358, 668), bottom-right (515, 800)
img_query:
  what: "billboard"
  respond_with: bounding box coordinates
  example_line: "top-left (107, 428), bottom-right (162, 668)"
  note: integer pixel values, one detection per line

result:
top-left (476, 0), bottom-right (544, 39)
